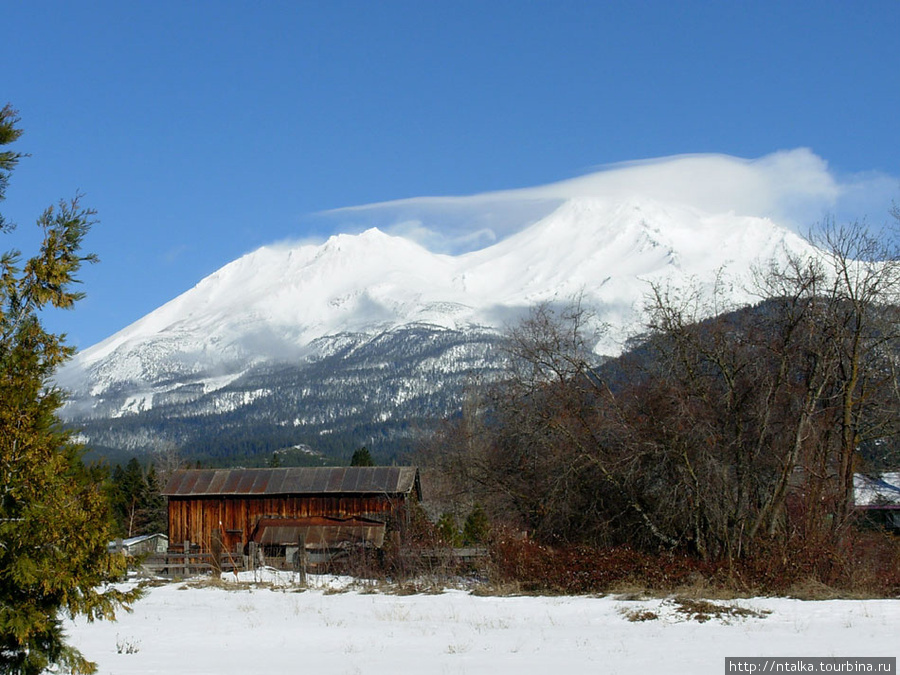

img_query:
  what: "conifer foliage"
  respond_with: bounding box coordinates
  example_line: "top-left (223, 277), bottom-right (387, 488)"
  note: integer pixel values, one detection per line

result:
top-left (350, 446), bottom-right (374, 467)
top-left (108, 458), bottom-right (167, 538)
top-left (0, 105), bottom-right (139, 674)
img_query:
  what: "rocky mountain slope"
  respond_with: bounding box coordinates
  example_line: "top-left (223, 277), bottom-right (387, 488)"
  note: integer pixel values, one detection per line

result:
top-left (57, 197), bottom-right (816, 464)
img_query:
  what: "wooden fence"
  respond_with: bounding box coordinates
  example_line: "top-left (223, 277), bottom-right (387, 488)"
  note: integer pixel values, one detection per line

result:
top-left (134, 544), bottom-right (490, 579)
top-left (139, 551), bottom-right (245, 577)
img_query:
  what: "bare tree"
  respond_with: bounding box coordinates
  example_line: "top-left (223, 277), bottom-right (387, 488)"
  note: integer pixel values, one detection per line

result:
top-left (807, 218), bottom-right (900, 526)
top-left (439, 215), bottom-right (900, 564)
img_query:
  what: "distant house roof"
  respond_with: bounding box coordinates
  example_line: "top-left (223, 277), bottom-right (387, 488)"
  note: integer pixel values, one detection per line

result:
top-left (163, 467), bottom-right (421, 499)
top-left (854, 472), bottom-right (900, 508)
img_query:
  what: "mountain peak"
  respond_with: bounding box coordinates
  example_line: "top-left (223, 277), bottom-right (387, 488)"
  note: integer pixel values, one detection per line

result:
top-left (57, 196), bottom-right (818, 434)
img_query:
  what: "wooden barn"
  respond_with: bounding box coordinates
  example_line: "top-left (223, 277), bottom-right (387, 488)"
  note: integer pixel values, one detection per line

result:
top-left (163, 466), bottom-right (422, 562)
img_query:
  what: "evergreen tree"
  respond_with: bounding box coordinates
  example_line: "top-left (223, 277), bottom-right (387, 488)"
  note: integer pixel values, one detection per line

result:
top-left (462, 504), bottom-right (490, 546)
top-left (143, 464), bottom-right (167, 535)
top-left (108, 458), bottom-right (166, 538)
top-left (0, 104), bottom-right (138, 674)
top-left (436, 513), bottom-right (462, 547)
top-left (110, 458), bottom-right (146, 538)
top-left (350, 446), bottom-right (374, 466)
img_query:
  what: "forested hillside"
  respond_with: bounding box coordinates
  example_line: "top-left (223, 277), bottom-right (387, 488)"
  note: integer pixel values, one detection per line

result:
top-left (73, 324), bottom-right (503, 466)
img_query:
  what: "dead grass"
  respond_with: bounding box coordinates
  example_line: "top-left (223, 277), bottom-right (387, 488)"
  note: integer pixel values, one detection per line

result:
top-left (668, 597), bottom-right (770, 623)
top-left (620, 597), bottom-right (770, 624)
top-left (177, 577), bottom-right (270, 592)
top-left (387, 579), bottom-right (446, 595)
top-left (622, 608), bottom-right (659, 622)
top-left (782, 577), bottom-right (885, 601)
top-left (609, 576), bottom-right (752, 602)
top-left (669, 574), bottom-right (756, 601)
top-left (607, 581), bottom-right (653, 601)
top-left (469, 580), bottom-right (525, 597)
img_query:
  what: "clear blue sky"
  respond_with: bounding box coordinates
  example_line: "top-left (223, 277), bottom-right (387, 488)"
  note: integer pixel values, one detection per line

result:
top-left (2, 0), bottom-right (899, 348)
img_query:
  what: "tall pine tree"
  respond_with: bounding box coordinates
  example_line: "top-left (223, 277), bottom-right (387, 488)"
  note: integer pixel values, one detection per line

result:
top-left (0, 104), bottom-right (139, 674)
top-left (108, 458), bottom-right (166, 538)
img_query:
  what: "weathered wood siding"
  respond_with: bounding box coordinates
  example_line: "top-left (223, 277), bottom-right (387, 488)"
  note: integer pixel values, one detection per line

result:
top-left (168, 494), bottom-right (406, 553)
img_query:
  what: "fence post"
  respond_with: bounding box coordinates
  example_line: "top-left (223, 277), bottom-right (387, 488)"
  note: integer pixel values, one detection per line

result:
top-left (248, 542), bottom-right (258, 572)
top-left (295, 533), bottom-right (307, 586)
top-left (211, 529), bottom-right (223, 576)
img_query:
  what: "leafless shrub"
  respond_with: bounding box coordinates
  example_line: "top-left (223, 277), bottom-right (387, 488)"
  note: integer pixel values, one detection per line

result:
top-left (424, 217), bottom-right (900, 597)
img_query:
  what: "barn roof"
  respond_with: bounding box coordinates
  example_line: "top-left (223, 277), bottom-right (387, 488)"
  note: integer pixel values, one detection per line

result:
top-left (163, 466), bottom-right (421, 498)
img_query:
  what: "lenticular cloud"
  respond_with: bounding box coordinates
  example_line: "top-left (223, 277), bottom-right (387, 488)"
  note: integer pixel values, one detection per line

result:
top-left (320, 149), bottom-right (895, 254)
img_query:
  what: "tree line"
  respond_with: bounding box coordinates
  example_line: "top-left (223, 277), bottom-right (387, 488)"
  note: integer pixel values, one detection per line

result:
top-left (423, 216), bottom-right (900, 583)
top-left (106, 458), bottom-right (167, 539)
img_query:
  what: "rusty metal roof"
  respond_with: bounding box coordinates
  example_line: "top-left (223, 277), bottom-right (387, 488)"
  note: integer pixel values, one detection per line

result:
top-left (163, 466), bottom-right (421, 498)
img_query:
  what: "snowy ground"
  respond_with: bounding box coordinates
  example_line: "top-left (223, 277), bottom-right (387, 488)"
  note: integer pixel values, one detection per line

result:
top-left (63, 571), bottom-right (897, 675)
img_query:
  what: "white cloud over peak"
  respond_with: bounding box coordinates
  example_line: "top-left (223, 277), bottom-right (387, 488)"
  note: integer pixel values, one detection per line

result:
top-left (317, 150), bottom-right (897, 254)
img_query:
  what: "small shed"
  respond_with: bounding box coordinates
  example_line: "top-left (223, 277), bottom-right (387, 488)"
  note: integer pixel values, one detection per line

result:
top-left (163, 466), bottom-right (422, 557)
top-left (108, 533), bottom-right (170, 555)
top-left (854, 472), bottom-right (900, 531)
top-left (251, 515), bottom-right (387, 569)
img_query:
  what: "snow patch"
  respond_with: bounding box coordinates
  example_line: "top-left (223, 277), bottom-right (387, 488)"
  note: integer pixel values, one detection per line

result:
top-left (63, 578), bottom-right (898, 675)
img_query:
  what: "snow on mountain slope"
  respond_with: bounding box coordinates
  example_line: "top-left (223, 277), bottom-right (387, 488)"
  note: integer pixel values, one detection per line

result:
top-left (456, 198), bottom-right (814, 348)
top-left (56, 196), bottom-right (817, 425)
top-left (74, 229), bottom-right (456, 368)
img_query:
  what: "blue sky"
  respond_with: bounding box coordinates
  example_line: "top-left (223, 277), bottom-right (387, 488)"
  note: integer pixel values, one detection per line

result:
top-left (2, 1), bottom-right (899, 348)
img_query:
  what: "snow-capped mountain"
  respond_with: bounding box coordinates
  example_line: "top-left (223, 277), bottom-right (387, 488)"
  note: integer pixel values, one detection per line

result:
top-left (58, 197), bottom-right (816, 463)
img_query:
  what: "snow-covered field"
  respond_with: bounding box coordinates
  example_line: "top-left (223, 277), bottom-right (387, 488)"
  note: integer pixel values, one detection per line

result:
top-left (64, 571), bottom-right (897, 675)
